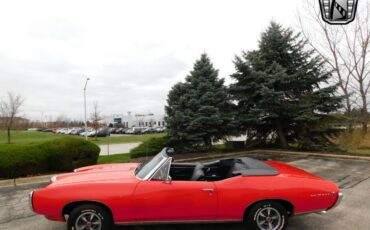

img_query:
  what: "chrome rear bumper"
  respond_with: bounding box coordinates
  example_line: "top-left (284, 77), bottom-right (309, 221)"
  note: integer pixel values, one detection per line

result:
top-left (28, 191), bottom-right (34, 212)
top-left (322, 192), bottom-right (343, 213)
top-left (331, 192), bottom-right (343, 210)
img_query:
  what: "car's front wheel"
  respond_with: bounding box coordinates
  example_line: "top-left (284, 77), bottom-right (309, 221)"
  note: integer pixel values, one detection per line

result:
top-left (245, 201), bottom-right (288, 230)
top-left (67, 204), bottom-right (112, 230)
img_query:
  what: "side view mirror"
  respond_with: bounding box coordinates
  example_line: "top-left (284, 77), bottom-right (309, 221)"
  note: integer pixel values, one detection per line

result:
top-left (163, 175), bottom-right (172, 184)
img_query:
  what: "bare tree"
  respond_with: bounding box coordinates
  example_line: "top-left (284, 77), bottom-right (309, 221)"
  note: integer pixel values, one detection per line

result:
top-left (55, 113), bottom-right (70, 128)
top-left (90, 101), bottom-right (103, 140)
top-left (0, 92), bottom-right (24, 143)
top-left (299, 0), bottom-right (370, 133)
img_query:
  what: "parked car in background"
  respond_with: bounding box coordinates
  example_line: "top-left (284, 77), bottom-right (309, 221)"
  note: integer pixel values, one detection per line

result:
top-left (86, 130), bottom-right (97, 137)
top-left (109, 128), bottom-right (118, 134)
top-left (125, 128), bottom-right (136, 135)
top-left (139, 127), bottom-right (150, 134)
top-left (76, 128), bottom-right (85, 135)
top-left (30, 148), bottom-right (342, 230)
top-left (79, 128), bottom-right (93, 137)
top-left (155, 126), bottom-right (166, 133)
top-left (97, 128), bottom-right (110, 137)
top-left (66, 128), bottom-right (74, 135)
top-left (56, 128), bottom-right (68, 134)
top-left (110, 128), bottom-right (126, 134)
top-left (86, 128), bottom-right (110, 137)
top-left (115, 128), bottom-right (125, 134)
top-left (125, 128), bottom-right (134, 134)
top-left (70, 128), bottom-right (84, 135)
top-left (122, 128), bottom-right (130, 134)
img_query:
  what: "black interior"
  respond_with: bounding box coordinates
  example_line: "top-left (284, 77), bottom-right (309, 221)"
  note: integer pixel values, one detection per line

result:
top-left (169, 157), bottom-right (279, 182)
top-left (169, 159), bottom-right (233, 181)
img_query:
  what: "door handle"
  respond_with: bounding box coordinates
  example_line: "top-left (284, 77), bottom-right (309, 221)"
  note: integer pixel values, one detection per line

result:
top-left (202, 188), bottom-right (215, 193)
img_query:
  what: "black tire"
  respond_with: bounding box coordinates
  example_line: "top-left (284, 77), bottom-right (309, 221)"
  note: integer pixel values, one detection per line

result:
top-left (244, 201), bottom-right (288, 230)
top-left (67, 204), bottom-right (113, 230)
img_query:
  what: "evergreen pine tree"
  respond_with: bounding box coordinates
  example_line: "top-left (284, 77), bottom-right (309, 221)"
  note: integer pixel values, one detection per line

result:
top-left (165, 54), bottom-right (230, 151)
top-left (230, 22), bottom-right (342, 149)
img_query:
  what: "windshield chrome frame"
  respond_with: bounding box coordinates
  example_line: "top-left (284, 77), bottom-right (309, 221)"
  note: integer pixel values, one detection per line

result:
top-left (136, 149), bottom-right (170, 181)
top-left (148, 157), bottom-right (173, 181)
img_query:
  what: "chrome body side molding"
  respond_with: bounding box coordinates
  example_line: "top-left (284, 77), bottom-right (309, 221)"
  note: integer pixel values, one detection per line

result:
top-left (116, 219), bottom-right (242, 225)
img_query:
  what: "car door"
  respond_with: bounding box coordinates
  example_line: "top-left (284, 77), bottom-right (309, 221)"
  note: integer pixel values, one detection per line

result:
top-left (133, 179), bottom-right (217, 222)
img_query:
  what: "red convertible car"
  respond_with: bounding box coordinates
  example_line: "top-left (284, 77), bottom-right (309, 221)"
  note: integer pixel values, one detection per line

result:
top-left (30, 148), bottom-right (342, 230)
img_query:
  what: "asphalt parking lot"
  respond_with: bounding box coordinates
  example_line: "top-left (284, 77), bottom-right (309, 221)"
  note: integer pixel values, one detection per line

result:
top-left (1, 153), bottom-right (370, 230)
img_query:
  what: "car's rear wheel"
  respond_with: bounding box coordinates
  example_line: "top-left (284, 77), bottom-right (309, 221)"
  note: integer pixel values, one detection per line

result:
top-left (67, 204), bottom-right (112, 230)
top-left (245, 201), bottom-right (288, 230)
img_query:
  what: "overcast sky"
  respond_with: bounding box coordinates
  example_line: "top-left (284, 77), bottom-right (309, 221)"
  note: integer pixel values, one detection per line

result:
top-left (0, 0), bottom-right (302, 121)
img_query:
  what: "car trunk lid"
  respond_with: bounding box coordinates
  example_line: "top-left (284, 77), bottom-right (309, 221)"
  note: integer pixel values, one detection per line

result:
top-left (265, 161), bottom-right (323, 180)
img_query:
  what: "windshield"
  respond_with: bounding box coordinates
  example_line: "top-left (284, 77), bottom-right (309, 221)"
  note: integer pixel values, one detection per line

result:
top-left (135, 148), bottom-right (169, 180)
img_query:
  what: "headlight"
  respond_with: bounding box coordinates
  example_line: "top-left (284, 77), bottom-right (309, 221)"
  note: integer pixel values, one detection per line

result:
top-left (50, 176), bottom-right (57, 183)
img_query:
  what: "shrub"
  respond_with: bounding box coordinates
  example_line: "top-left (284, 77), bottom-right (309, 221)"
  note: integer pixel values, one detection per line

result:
top-left (0, 137), bottom-right (100, 179)
top-left (130, 136), bottom-right (172, 158)
top-left (0, 144), bottom-right (49, 179)
top-left (42, 137), bottom-right (100, 171)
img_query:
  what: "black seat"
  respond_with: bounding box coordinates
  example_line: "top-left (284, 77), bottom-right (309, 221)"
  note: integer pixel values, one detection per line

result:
top-left (190, 163), bottom-right (205, 181)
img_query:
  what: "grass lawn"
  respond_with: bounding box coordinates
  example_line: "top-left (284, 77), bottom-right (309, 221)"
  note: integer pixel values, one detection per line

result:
top-left (0, 131), bottom-right (65, 144)
top-left (331, 129), bottom-right (370, 156)
top-left (0, 131), bottom-right (165, 145)
top-left (348, 148), bottom-right (370, 155)
top-left (98, 153), bottom-right (131, 164)
top-left (0, 130), bottom-right (165, 165)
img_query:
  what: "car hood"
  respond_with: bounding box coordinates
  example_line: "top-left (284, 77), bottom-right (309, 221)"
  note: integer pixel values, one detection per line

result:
top-left (51, 163), bottom-right (140, 185)
top-left (74, 163), bottom-right (140, 172)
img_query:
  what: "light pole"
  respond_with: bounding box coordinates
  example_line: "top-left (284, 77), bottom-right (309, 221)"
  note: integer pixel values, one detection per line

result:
top-left (83, 78), bottom-right (90, 140)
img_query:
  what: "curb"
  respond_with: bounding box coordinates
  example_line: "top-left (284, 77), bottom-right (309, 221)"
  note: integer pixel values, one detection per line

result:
top-left (176, 149), bottom-right (370, 162)
top-left (255, 149), bottom-right (370, 161)
top-left (1, 150), bottom-right (369, 188)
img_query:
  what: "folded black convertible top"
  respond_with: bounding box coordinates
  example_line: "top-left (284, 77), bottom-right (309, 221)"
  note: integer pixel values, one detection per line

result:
top-left (231, 157), bottom-right (279, 176)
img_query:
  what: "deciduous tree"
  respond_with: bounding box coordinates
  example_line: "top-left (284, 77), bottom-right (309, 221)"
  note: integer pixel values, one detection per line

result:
top-left (0, 92), bottom-right (24, 144)
top-left (90, 101), bottom-right (103, 140)
top-left (299, 0), bottom-right (370, 133)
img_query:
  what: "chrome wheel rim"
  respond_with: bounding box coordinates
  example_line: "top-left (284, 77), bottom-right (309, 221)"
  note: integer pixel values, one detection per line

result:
top-left (256, 207), bottom-right (282, 230)
top-left (75, 211), bottom-right (102, 230)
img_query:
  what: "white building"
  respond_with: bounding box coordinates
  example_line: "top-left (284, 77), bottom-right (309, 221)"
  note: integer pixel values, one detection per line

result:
top-left (110, 112), bottom-right (166, 128)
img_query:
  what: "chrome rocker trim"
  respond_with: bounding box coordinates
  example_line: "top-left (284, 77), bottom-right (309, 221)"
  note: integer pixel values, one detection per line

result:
top-left (116, 220), bottom-right (242, 225)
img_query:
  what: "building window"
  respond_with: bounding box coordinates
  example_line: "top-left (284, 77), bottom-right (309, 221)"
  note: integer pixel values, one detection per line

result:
top-left (162, 121), bottom-right (165, 126)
